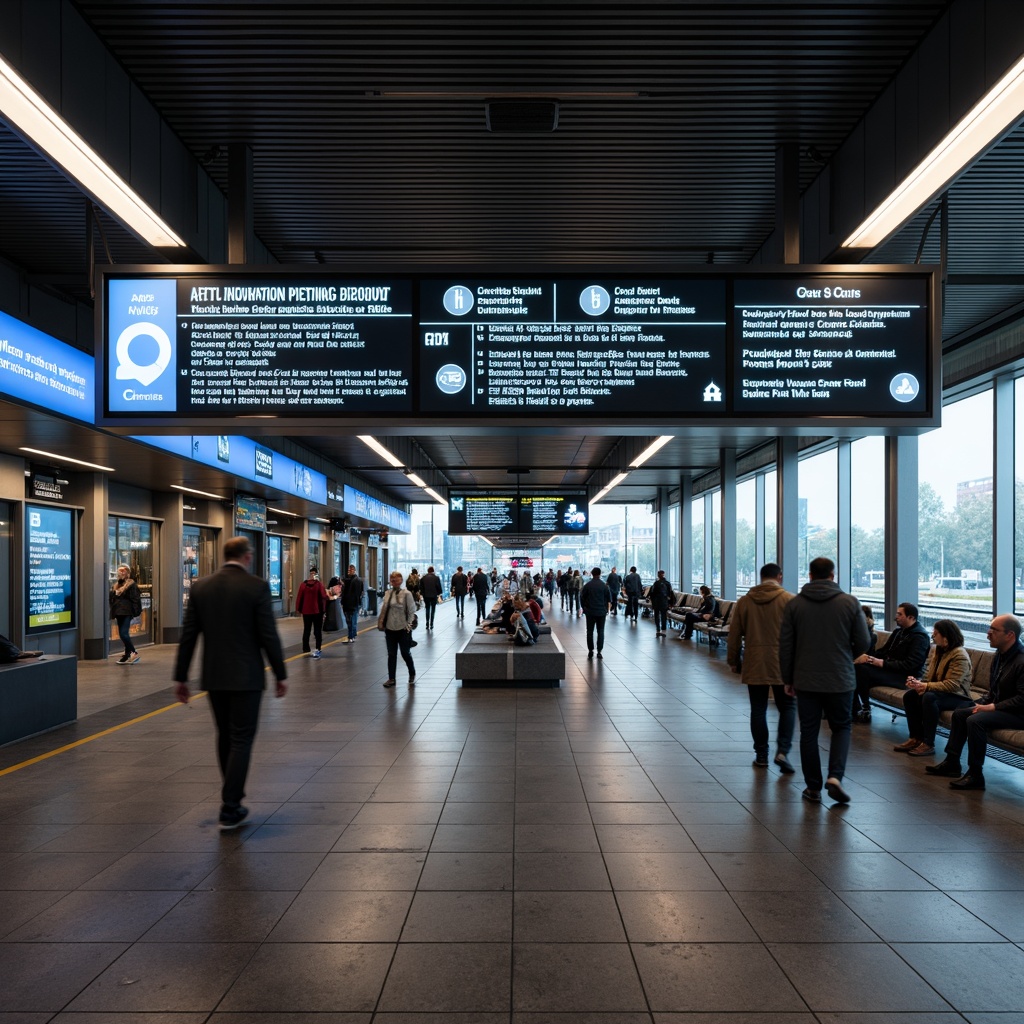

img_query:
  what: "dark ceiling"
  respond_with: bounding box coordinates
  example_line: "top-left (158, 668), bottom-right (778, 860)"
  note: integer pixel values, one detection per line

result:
top-left (3, 1), bottom-right (1023, 512)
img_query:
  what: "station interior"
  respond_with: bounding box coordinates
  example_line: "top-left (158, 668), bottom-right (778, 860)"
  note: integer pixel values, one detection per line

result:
top-left (2, 2), bottom-right (1024, 1020)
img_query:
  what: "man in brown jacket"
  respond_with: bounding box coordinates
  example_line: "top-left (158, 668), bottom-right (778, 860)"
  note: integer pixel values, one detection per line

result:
top-left (727, 562), bottom-right (796, 773)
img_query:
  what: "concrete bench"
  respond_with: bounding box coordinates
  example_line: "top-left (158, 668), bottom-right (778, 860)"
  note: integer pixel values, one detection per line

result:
top-left (456, 631), bottom-right (565, 687)
top-left (0, 655), bottom-right (77, 745)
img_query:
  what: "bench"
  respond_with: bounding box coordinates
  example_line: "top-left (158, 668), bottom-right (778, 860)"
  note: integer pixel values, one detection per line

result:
top-left (456, 631), bottom-right (565, 687)
top-left (695, 600), bottom-right (733, 647)
top-left (0, 655), bottom-right (77, 745)
top-left (866, 631), bottom-right (1024, 757)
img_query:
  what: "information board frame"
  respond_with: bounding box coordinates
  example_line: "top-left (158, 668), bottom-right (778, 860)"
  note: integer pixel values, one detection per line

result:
top-left (448, 492), bottom-right (591, 536)
top-left (96, 264), bottom-right (940, 431)
top-left (25, 503), bottom-right (77, 636)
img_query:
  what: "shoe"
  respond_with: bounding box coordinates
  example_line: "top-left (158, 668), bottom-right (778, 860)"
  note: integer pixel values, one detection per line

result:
top-left (893, 737), bottom-right (920, 752)
top-left (129, 653), bottom-right (141, 664)
top-left (305, 651), bottom-right (312, 657)
top-left (312, 650), bottom-right (321, 659)
top-left (855, 710), bottom-right (872, 723)
top-left (409, 639), bottom-right (418, 647)
top-left (950, 772), bottom-right (985, 790)
top-left (802, 788), bottom-right (821, 803)
top-left (825, 776), bottom-right (850, 804)
top-left (408, 675), bottom-right (416, 687)
top-left (597, 652), bottom-right (603, 660)
top-left (218, 806), bottom-right (249, 831)
top-left (383, 679), bottom-right (396, 688)
top-left (925, 759), bottom-right (962, 777)
top-left (907, 743), bottom-right (935, 757)
top-left (349, 637), bottom-right (356, 644)
top-left (681, 633), bottom-right (692, 641)
top-left (117, 653), bottom-right (130, 664)
top-left (340, 637), bottom-right (350, 644)
top-left (774, 753), bottom-right (795, 775)
top-left (587, 651), bottom-right (594, 659)
top-left (753, 752), bottom-right (769, 768)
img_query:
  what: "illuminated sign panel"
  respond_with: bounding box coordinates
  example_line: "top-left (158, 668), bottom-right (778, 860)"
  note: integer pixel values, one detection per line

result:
top-left (25, 504), bottom-right (76, 634)
top-left (448, 494), bottom-right (590, 535)
top-left (98, 266), bottom-right (937, 428)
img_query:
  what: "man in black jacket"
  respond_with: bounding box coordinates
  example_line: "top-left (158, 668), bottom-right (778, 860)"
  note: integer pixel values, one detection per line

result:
top-left (174, 536), bottom-right (287, 830)
top-left (471, 566), bottom-right (491, 624)
top-left (926, 614), bottom-right (1024, 790)
top-left (580, 567), bottom-right (613, 659)
top-left (419, 566), bottom-right (443, 629)
top-left (853, 601), bottom-right (930, 722)
top-left (450, 566), bottom-right (468, 618)
top-left (340, 564), bottom-right (364, 644)
top-left (605, 566), bottom-right (622, 616)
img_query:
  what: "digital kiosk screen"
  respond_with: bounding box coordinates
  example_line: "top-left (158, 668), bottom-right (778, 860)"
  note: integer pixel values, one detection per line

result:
top-left (448, 494), bottom-right (590, 535)
top-left (25, 504), bottom-right (75, 634)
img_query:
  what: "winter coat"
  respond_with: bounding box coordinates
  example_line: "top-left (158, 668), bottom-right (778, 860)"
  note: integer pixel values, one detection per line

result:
top-left (295, 578), bottom-right (328, 615)
top-left (779, 579), bottom-right (870, 693)
top-left (726, 580), bottom-right (793, 685)
top-left (921, 645), bottom-right (973, 699)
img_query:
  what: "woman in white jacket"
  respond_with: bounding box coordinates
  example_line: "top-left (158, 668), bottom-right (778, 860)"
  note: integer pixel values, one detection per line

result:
top-left (378, 570), bottom-right (417, 688)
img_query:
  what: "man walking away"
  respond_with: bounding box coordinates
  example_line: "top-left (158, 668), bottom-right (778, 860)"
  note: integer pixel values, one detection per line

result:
top-left (606, 566), bottom-right (622, 616)
top-left (727, 563), bottom-right (796, 772)
top-left (649, 569), bottom-right (675, 637)
top-left (622, 567), bottom-right (643, 624)
top-left (580, 567), bottom-right (613, 659)
top-left (420, 566), bottom-right (443, 629)
top-left (340, 564), bottom-right (364, 644)
top-left (450, 566), bottom-right (468, 618)
top-left (174, 536), bottom-right (287, 831)
top-left (779, 557), bottom-right (870, 804)
top-left (472, 566), bottom-right (491, 624)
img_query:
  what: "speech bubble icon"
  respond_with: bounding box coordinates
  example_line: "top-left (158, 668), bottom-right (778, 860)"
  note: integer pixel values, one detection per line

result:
top-left (115, 322), bottom-right (172, 386)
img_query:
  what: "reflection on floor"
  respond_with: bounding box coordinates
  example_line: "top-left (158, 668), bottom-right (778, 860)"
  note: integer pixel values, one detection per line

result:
top-left (2, 602), bottom-right (1024, 1020)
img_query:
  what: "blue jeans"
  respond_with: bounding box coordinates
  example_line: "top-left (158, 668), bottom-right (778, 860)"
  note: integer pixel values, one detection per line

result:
top-left (796, 689), bottom-right (853, 791)
top-left (748, 684), bottom-right (795, 756)
top-left (343, 607), bottom-right (359, 641)
top-left (116, 615), bottom-right (136, 656)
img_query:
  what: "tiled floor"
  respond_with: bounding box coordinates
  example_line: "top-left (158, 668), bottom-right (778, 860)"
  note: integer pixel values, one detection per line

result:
top-left (2, 603), bottom-right (1024, 1022)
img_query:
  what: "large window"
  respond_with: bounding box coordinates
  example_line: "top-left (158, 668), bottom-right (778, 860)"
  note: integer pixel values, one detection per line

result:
top-left (710, 490), bottom-right (721, 593)
top-left (691, 496), bottom-right (704, 590)
top-left (798, 448), bottom-right (838, 584)
top-left (919, 389), bottom-right (993, 632)
top-left (850, 437), bottom-right (885, 602)
top-left (107, 516), bottom-right (153, 646)
top-left (666, 504), bottom-right (679, 589)
top-left (1015, 378), bottom-right (1024, 616)
top-left (736, 478), bottom-right (756, 594)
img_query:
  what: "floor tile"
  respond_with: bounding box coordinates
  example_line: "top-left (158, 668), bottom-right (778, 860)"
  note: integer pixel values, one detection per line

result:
top-left (731, 889), bottom-right (878, 943)
top-left (401, 890), bottom-right (513, 941)
top-left (514, 891), bottom-right (626, 942)
top-left (838, 890), bottom-right (1004, 942)
top-left (267, 889), bottom-right (411, 941)
top-left (513, 943), bottom-right (646, 1012)
top-left (616, 890), bottom-right (758, 942)
top-left (378, 944), bottom-right (510, 1012)
top-left (6, 889), bottom-right (186, 942)
top-left (0, 942), bottom-right (129, 1012)
top-left (892, 941), bottom-right (1024, 1011)
top-left (141, 889), bottom-right (296, 942)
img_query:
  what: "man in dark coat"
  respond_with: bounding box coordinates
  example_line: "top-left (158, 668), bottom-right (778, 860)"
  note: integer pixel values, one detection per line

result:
top-left (340, 564), bottom-right (365, 644)
top-left (174, 535), bottom-right (287, 831)
top-left (450, 565), bottom-right (468, 618)
top-left (649, 569), bottom-right (675, 637)
top-left (419, 566), bottom-right (444, 629)
top-left (471, 566), bottom-right (491, 624)
top-left (622, 567), bottom-right (643, 624)
top-left (927, 614), bottom-right (1024, 790)
top-left (605, 566), bottom-right (622, 616)
top-left (580, 567), bottom-right (612, 659)
top-left (853, 601), bottom-right (930, 722)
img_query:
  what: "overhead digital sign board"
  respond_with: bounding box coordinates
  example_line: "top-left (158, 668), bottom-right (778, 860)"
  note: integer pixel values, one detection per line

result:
top-left (25, 504), bottom-right (76, 634)
top-left (97, 266), bottom-right (937, 429)
top-left (448, 493), bottom-right (590, 536)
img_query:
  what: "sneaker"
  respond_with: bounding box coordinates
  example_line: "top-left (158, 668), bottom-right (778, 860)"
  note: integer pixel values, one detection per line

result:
top-left (383, 679), bottom-right (396, 688)
top-left (305, 651), bottom-right (313, 657)
top-left (825, 776), bottom-right (850, 804)
top-left (855, 709), bottom-right (872, 723)
top-left (408, 676), bottom-right (416, 687)
top-left (312, 650), bottom-right (321, 659)
top-left (893, 737), bottom-right (921, 752)
top-left (597, 652), bottom-right (603, 660)
top-left (753, 752), bottom-right (769, 768)
top-left (774, 753), bottom-right (795, 775)
top-left (587, 651), bottom-right (594, 659)
top-left (925, 759), bottom-right (962, 777)
top-left (348, 637), bottom-right (356, 644)
top-left (218, 806), bottom-right (249, 831)
top-left (409, 639), bottom-right (418, 648)
top-left (117, 653), bottom-right (130, 664)
top-left (907, 743), bottom-right (935, 757)
top-left (950, 772), bottom-right (985, 790)
top-left (340, 637), bottom-right (350, 644)
top-left (802, 788), bottom-right (821, 803)
top-left (129, 653), bottom-right (141, 664)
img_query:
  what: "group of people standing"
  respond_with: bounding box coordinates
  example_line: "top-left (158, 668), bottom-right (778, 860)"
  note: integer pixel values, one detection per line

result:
top-left (294, 564), bottom-right (365, 657)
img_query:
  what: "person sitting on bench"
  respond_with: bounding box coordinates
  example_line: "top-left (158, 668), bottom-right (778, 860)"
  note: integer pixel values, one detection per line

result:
top-left (0, 633), bottom-right (43, 662)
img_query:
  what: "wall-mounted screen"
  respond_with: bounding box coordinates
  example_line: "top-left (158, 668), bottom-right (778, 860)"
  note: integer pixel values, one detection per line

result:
top-left (25, 504), bottom-right (75, 634)
top-left (235, 494), bottom-right (266, 531)
top-left (98, 266), bottom-right (937, 429)
top-left (448, 493), bottom-right (590, 535)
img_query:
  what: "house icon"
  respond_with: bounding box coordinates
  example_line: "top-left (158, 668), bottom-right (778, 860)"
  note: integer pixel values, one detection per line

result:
top-left (703, 381), bottom-right (723, 402)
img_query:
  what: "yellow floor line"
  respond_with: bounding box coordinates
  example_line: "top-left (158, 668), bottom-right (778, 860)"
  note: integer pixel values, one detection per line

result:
top-left (0, 626), bottom-right (374, 777)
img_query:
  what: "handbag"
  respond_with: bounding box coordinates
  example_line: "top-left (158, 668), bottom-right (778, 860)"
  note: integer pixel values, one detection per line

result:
top-left (377, 590), bottom-right (392, 631)
top-left (410, 613), bottom-right (419, 630)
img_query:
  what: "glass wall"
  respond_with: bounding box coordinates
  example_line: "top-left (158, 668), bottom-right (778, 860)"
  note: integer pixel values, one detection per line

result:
top-left (736, 478), bottom-right (756, 594)
top-left (764, 469), bottom-right (777, 566)
top-left (182, 524), bottom-right (217, 612)
top-left (710, 491), bottom-right (721, 593)
top-left (850, 436), bottom-right (886, 603)
top-left (691, 496), bottom-right (704, 591)
top-left (666, 504), bottom-right (679, 589)
top-left (797, 448), bottom-right (838, 585)
top-left (1015, 377), bottom-right (1024, 616)
top-left (918, 389), bottom-right (993, 634)
top-left (0, 502), bottom-right (10, 638)
top-left (108, 516), bottom-right (154, 647)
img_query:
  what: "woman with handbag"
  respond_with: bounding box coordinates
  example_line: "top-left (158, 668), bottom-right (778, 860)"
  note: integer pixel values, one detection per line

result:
top-left (109, 564), bottom-right (142, 664)
top-left (378, 570), bottom-right (417, 688)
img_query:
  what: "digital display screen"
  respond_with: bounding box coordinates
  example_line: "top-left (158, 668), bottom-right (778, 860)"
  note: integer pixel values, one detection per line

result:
top-left (448, 493), bottom-right (590, 535)
top-left (99, 267), bottom-right (935, 426)
top-left (732, 276), bottom-right (930, 414)
top-left (25, 504), bottom-right (75, 634)
top-left (419, 277), bottom-right (726, 415)
top-left (104, 274), bottom-right (413, 416)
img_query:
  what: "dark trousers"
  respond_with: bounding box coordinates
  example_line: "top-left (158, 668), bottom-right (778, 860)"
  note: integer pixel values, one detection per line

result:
top-left (585, 613), bottom-right (607, 652)
top-left (207, 689), bottom-right (262, 813)
top-left (423, 599), bottom-right (438, 628)
top-left (625, 595), bottom-right (639, 621)
top-left (653, 607), bottom-right (668, 632)
top-left (385, 628), bottom-right (415, 681)
top-left (945, 705), bottom-right (1024, 771)
top-left (116, 615), bottom-right (137, 655)
top-left (748, 684), bottom-right (795, 755)
top-left (904, 688), bottom-right (974, 745)
top-left (855, 663), bottom-right (904, 709)
top-left (474, 593), bottom-right (488, 622)
top-left (796, 689), bottom-right (853, 791)
top-left (454, 593), bottom-right (465, 617)
top-left (568, 589), bottom-right (580, 613)
top-left (301, 612), bottom-right (323, 652)
top-left (682, 611), bottom-right (706, 637)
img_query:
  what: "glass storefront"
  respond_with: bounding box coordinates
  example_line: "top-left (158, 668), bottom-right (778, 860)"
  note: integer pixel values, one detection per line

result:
top-left (183, 524), bottom-right (217, 611)
top-left (108, 516), bottom-right (154, 647)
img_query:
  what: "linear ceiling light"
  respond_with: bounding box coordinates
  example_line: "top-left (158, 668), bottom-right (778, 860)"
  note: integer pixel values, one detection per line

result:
top-left (267, 506), bottom-right (297, 517)
top-left (358, 435), bottom-right (404, 467)
top-left (0, 55), bottom-right (185, 247)
top-left (405, 471), bottom-right (427, 488)
top-left (592, 472), bottom-right (629, 504)
top-left (630, 435), bottom-right (673, 468)
top-left (171, 483), bottom-right (227, 501)
top-left (19, 447), bottom-right (114, 472)
top-left (423, 486), bottom-right (448, 506)
top-left (844, 52), bottom-right (1024, 249)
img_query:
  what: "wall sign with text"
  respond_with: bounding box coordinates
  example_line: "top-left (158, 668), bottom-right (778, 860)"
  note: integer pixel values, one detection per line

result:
top-left (25, 504), bottom-right (76, 634)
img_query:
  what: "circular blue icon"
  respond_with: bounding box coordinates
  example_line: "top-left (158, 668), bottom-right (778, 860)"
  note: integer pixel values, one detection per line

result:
top-left (443, 286), bottom-right (474, 316)
top-left (436, 364), bottom-right (467, 394)
top-left (579, 285), bottom-right (610, 316)
top-left (889, 373), bottom-right (920, 403)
